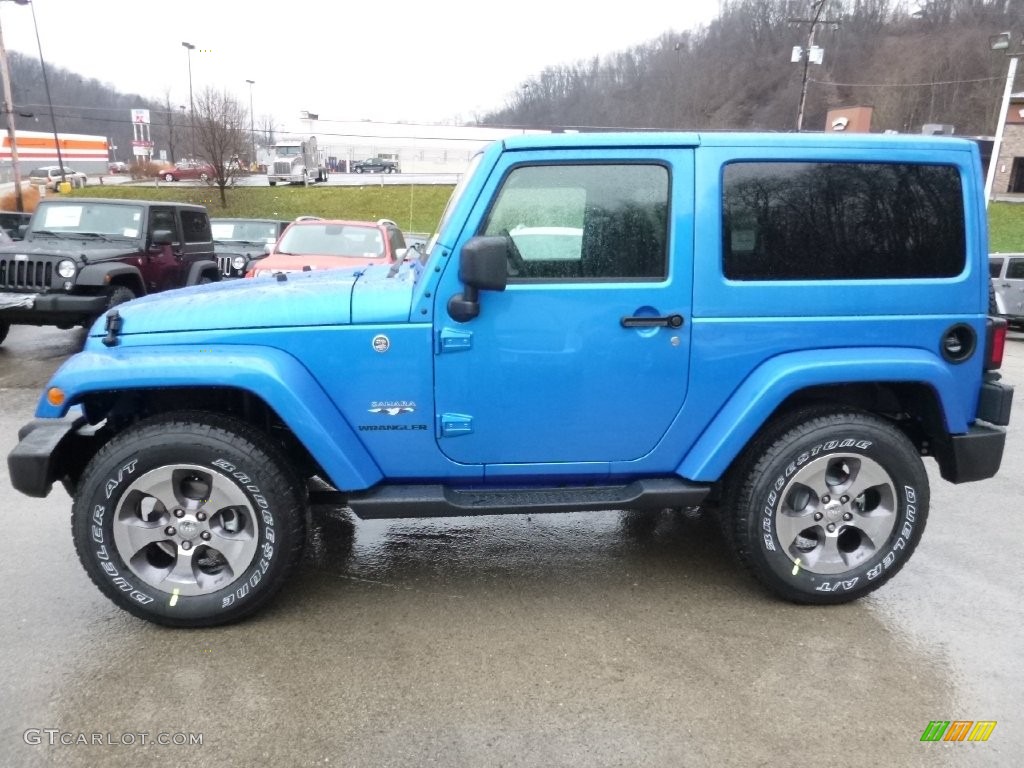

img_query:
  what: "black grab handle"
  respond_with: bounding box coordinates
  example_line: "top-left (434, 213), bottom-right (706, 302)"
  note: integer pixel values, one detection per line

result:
top-left (620, 314), bottom-right (684, 329)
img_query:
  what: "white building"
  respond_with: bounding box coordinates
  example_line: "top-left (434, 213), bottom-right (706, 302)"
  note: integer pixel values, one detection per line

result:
top-left (269, 117), bottom-right (548, 173)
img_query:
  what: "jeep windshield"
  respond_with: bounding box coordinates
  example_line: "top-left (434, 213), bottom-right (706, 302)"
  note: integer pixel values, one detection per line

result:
top-left (275, 146), bottom-right (302, 156)
top-left (425, 151), bottom-right (482, 258)
top-left (276, 223), bottom-right (384, 258)
top-left (30, 202), bottom-right (143, 240)
top-left (212, 220), bottom-right (280, 243)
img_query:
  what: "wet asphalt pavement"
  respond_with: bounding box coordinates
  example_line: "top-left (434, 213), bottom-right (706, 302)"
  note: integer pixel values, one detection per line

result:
top-left (0, 324), bottom-right (1022, 768)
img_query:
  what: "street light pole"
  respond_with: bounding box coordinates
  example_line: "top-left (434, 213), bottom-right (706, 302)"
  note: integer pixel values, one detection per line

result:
top-left (181, 41), bottom-right (195, 159)
top-left (985, 32), bottom-right (1020, 207)
top-left (24, 0), bottom-right (64, 184)
top-left (0, 7), bottom-right (24, 210)
top-left (790, 0), bottom-right (839, 132)
top-left (245, 79), bottom-right (255, 168)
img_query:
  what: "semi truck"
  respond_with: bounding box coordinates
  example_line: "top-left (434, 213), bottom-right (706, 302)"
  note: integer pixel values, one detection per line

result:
top-left (266, 136), bottom-right (327, 186)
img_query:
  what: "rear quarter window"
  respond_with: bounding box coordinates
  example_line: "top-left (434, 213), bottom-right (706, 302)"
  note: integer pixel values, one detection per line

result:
top-left (722, 161), bottom-right (965, 281)
top-left (990, 258), bottom-right (1005, 278)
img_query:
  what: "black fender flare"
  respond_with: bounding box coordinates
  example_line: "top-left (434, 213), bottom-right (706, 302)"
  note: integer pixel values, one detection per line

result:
top-left (76, 263), bottom-right (146, 295)
top-left (185, 260), bottom-right (221, 285)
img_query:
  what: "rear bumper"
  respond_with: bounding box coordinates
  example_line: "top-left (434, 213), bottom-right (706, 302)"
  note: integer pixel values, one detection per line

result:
top-left (935, 379), bottom-right (1012, 484)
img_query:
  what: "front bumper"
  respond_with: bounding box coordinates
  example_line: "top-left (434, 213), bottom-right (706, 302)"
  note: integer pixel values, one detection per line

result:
top-left (0, 291), bottom-right (107, 326)
top-left (7, 415), bottom-right (87, 498)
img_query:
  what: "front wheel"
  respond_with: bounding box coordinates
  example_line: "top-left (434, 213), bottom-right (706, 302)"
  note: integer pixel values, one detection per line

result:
top-left (268, 180), bottom-right (276, 186)
top-left (164, 173), bottom-right (174, 182)
top-left (722, 408), bottom-right (928, 604)
top-left (71, 412), bottom-right (306, 626)
top-left (0, 320), bottom-right (9, 345)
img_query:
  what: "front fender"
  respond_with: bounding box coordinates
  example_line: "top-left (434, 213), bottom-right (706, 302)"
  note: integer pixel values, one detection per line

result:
top-left (77, 263), bottom-right (144, 290)
top-left (36, 345), bottom-right (383, 491)
top-left (677, 347), bottom-right (968, 482)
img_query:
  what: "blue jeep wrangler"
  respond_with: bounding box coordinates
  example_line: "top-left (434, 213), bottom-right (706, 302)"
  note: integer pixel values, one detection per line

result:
top-left (7, 132), bottom-right (1013, 627)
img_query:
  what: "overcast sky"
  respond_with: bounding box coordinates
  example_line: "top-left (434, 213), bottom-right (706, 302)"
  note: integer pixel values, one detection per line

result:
top-left (0, 0), bottom-right (722, 132)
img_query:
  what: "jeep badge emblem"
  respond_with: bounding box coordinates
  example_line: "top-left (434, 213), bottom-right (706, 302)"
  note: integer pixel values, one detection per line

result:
top-left (372, 334), bottom-right (390, 353)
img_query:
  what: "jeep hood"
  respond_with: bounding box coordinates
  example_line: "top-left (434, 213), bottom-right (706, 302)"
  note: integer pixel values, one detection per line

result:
top-left (0, 238), bottom-right (140, 261)
top-left (88, 264), bottom-right (417, 337)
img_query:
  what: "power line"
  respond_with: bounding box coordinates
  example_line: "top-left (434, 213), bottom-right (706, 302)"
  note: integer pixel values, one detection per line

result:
top-left (809, 75), bottom-right (1002, 88)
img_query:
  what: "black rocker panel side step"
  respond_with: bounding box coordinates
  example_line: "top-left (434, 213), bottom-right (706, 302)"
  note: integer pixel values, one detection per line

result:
top-left (340, 478), bottom-right (711, 520)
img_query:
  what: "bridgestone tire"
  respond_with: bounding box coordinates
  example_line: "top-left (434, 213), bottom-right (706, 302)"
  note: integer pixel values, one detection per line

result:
top-left (71, 412), bottom-right (306, 627)
top-left (722, 407), bottom-right (929, 604)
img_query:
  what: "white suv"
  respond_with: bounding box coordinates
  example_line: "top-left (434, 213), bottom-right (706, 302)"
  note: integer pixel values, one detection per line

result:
top-left (990, 254), bottom-right (1024, 329)
top-left (28, 166), bottom-right (88, 190)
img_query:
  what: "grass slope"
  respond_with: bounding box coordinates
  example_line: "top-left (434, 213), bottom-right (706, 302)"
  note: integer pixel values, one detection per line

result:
top-left (69, 184), bottom-right (455, 235)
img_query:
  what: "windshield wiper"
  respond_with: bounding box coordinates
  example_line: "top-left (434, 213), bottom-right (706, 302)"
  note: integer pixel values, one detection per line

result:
top-left (29, 229), bottom-right (72, 238)
top-left (75, 232), bottom-right (119, 242)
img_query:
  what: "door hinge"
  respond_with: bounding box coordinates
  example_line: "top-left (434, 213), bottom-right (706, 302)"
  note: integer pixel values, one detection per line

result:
top-left (436, 327), bottom-right (473, 354)
top-left (438, 413), bottom-right (473, 438)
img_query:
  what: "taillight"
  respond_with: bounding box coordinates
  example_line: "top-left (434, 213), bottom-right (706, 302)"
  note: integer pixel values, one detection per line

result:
top-left (985, 317), bottom-right (1007, 370)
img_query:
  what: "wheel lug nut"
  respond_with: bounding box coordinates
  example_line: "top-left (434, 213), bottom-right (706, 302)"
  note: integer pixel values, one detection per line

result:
top-left (826, 523), bottom-right (836, 533)
top-left (200, 531), bottom-right (212, 541)
top-left (196, 511), bottom-right (207, 522)
top-left (181, 540), bottom-right (192, 551)
top-left (843, 512), bottom-right (852, 521)
top-left (174, 509), bottom-right (185, 518)
top-left (165, 526), bottom-right (176, 536)
top-left (822, 495), bottom-right (830, 503)
top-left (813, 512), bottom-right (823, 521)
top-left (841, 495), bottom-right (849, 503)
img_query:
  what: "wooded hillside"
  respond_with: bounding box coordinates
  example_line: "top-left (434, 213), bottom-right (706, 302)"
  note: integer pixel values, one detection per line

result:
top-left (482, 0), bottom-right (1021, 135)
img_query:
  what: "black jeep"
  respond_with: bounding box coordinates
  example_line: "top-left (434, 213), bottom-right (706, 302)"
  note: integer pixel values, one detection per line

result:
top-left (0, 198), bottom-right (220, 345)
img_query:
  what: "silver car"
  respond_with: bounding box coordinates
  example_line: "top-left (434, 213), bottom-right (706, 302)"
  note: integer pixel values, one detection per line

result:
top-left (990, 254), bottom-right (1024, 329)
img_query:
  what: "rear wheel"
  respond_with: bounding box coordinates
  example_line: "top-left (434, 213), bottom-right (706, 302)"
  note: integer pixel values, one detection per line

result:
top-left (164, 172), bottom-right (174, 182)
top-left (722, 408), bottom-right (928, 604)
top-left (71, 412), bottom-right (306, 627)
top-left (0, 321), bottom-right (9, 345)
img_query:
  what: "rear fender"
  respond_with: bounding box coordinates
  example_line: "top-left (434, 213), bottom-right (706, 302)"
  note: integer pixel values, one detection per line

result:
top-left (36, 345), bottom-right (382, 491)
top-left (677, 347), bottom-right (968, 482)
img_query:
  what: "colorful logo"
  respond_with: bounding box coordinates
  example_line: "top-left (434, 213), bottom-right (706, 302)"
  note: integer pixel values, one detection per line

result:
top-left (920, 721), bottom-right (996, 742)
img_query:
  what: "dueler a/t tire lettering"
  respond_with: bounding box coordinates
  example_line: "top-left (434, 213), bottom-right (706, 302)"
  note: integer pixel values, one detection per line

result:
top-left (71, 411), bottom-right (305, 627)
top-left (723, 407), bottom-right (929, 604)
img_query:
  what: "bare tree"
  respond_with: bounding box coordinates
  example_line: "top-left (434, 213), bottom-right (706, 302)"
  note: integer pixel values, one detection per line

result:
top-left (257, 113), bottom-right (277, 146)
top-left (192, 87), bottom-right (248, 206)
top-left (162, 89), bottom-right (178, 163)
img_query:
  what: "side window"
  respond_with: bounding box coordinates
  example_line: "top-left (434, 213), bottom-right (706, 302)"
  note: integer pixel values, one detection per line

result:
top-left (722, 162), bottom-right (965, 280)
top-left (1007, 259), bottom-right (1024, 280)
top-left (388, 228), bottom-right (406, 253)
top-left (180, 210), bottom-right (212, 243)
top-left (148, 208), bottom-right (178, 242)
top-left (481, 164), bottom-right (669, 280)
top-left (990, 258), bottom-right (1005, 278)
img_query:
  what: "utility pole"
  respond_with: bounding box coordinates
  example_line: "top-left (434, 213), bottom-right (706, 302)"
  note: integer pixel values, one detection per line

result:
top-left (790, 1), bottom-right (840, 132)
top-left (0, 10), bottom-right (24, 211)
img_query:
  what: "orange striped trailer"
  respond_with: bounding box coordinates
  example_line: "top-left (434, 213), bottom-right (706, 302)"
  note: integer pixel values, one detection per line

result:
top-left (1, 130), bottom-right (108, 164)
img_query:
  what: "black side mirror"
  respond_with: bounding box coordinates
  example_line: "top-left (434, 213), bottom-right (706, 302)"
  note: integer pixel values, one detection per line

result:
top-left (150, 229), bottom-right (174, 247)
top-left (448, 236), bottom-right (509, 322)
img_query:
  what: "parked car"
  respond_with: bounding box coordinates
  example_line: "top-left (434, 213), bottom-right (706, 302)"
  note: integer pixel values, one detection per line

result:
top-left (0, 210), bottom-right (32, 240)
top-left (211, 217), bottom-right (291, 278)
top-left (247, 218), bottom-right (407, 277)
top-left (28, 166), bottom-right (88, 190)
top-left (160, 161), bottom-right (215, 182)
top-left (352, 157), bottom-right (400, 174)
top-left (990, 253), bottom-right (1024, 330)
top-left (0, 198), bottom-right (220, 345)
top-left (107, 161), bottom-right (129, 174)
